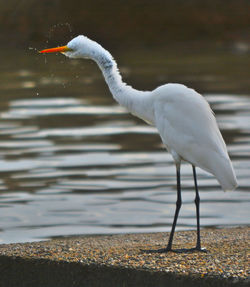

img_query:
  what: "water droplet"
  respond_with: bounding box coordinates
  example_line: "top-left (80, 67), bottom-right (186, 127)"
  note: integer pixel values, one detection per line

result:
top-left (29, 47), bottom-right (39, 52)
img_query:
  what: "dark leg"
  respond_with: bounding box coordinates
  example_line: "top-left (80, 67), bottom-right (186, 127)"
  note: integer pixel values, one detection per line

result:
top-left (141, 164), bottom-right (182, 253)
top-left (141, 164), bottom-right (207, 254)
top-left (192, 165), bottom-right (206, 252)
top-left (165, 164), bottom-right (182, 251)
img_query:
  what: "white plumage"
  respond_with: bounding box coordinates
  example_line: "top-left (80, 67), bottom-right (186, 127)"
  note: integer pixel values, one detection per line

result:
top-left (40, 35), bottom-right (237, 252)
top-left (153, 84), bottom-right (237, 191)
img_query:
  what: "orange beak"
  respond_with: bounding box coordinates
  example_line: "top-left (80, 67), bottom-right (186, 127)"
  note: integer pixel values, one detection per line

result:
top-left (39, 45), bottom-right (72, 54)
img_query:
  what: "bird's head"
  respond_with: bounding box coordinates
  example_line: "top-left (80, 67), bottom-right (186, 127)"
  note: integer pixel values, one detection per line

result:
top-left (39, 35), bottom-right (98, 59)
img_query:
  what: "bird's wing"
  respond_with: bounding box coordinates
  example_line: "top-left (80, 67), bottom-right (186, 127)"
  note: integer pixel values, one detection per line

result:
top-left (153, 84), bottom-right (229, 173)
top-left (153, 84), bottom-right (237, 191)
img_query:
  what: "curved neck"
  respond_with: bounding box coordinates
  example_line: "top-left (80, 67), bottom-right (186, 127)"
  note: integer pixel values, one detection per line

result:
top-left (90, 48), bottom-right (139, 105)
top-left (90, 46), bottom-right (154, 124)
top-left (96, 55), bottom-right (127, 104)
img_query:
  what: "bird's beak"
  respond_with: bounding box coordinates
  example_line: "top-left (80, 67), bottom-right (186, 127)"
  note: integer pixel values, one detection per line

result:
top-left (39, 45), bottom-right (72, 54)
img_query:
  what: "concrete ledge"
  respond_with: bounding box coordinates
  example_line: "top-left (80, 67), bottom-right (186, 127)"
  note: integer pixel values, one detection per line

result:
top-left (0, 227), bottom-right (249, 287)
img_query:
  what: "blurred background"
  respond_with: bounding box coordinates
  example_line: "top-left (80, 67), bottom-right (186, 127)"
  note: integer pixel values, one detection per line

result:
top-left (1, 0), bottom-right (250, 48)
top-left (0, 0), bottom-right (249, 244)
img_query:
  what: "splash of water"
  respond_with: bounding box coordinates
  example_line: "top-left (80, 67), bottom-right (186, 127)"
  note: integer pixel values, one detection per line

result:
top-left (47, 22), bottom-right (73, 42)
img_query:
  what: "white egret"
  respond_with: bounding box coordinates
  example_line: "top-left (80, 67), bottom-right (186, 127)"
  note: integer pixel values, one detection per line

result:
top-left (40, 35), bottom-right (237, 252)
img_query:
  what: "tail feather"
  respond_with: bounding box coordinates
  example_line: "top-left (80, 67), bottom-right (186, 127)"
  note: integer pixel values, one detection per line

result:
top-left (211, 155), bottom-right (237, 191)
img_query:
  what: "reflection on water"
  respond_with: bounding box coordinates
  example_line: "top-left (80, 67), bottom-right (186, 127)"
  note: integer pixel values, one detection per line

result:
top-left (0, 48), bottom-right (249, 244)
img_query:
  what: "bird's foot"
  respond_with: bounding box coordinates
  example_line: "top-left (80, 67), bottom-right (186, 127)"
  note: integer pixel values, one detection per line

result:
top-left (173, 246), bottom-right (207, 253)
top-left (192, 246), bottom-right (207, 253)
top-left (141, 246), bottom-right (207, 254)
top-left (140, 247), bottom-right (173, 254)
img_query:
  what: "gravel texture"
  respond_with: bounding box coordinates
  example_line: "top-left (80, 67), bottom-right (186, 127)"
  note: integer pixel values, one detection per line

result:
top-left (0, 227), bottom-right (249, 287)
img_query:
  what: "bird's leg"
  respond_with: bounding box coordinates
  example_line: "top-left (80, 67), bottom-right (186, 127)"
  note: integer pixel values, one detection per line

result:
top-left (192, 165), bottom-right (207, 252)
top-left (165, 164), bottom-right (182, 251)
top-left (193, 166), bottom-right (201, 249)
top-left (141, 165), bottom-right (207, 254)
top-left (141, 165), bottom-right (182, 254)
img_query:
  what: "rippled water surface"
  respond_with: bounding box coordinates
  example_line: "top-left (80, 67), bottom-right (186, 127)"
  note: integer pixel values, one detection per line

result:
top-left (0, 47), bottom-right (249, 243)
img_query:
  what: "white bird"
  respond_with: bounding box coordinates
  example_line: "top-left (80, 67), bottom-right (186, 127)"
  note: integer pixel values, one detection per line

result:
top-left (40, 35), bottom-right (237, 252)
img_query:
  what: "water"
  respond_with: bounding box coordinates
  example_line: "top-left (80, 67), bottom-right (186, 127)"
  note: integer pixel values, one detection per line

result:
top-left (0, 47), bottom-right (249, 244)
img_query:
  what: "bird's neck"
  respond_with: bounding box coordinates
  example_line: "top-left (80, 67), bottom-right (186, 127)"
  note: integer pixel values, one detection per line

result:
top-left (92, 48), bottom-right (154, 124)
top-left (93, 51), bottom-right (135, 106)
top-left (97, 57), bottom-right (127, 103)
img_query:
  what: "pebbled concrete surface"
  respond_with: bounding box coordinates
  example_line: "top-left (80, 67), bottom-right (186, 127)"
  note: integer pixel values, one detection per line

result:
top-left (0, 227), bottom-right (249, 287)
